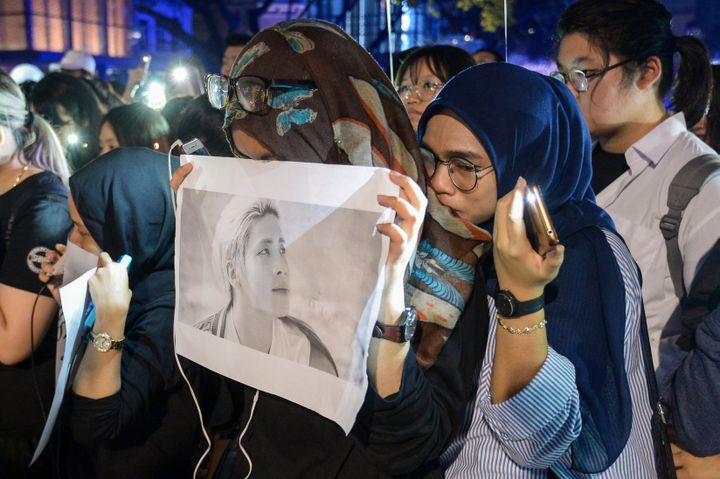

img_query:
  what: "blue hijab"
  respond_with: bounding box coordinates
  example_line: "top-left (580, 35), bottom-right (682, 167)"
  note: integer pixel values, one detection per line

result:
top-left (419, 63), bottom-right (633, 472)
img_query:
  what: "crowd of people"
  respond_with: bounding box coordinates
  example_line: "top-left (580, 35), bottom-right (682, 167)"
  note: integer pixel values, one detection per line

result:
top-left (1, 0), bottom-right (719, 478)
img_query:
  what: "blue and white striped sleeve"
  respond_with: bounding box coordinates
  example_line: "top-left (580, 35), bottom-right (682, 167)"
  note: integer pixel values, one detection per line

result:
top-left (480, 347), bottom-right (582, 469)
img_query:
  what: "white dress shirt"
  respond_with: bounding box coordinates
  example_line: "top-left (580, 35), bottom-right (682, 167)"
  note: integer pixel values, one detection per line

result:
top-left (596, 113), bottom-right (720, 381)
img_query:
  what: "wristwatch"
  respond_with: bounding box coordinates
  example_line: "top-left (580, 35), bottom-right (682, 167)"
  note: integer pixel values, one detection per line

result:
top-left (89, 331), bottom-right (125, 353)
top-left (494, 290), bottom-right (544, 318)
top-left (372, 306), bottom-right (418, 343)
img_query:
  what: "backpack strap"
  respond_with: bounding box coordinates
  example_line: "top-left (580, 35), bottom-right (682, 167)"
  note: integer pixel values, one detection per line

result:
top-left (660, 154), bottom-right (720, 299)
top-left (676, 238), bottom-right (720, 350)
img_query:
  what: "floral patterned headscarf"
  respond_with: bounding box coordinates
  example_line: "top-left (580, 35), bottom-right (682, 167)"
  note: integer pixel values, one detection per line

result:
top-left (224, 19), bottom-right (490, 368)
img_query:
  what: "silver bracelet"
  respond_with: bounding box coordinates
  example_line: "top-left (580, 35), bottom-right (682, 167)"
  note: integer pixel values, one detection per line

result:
top-left (498, 316), bottom-right (547, 335)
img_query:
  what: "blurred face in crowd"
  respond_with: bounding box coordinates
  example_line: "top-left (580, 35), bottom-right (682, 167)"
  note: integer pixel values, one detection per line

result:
top-left (421, 113), bottom-right (498, 225)
top-left (222, 45), bottom-right (246, 77)
top-left (473, 51), bottom-right (498, 65)
top-left (398, 58), bottom-right (444, 131)
top-left (98, 121), bottom-right (119, 156)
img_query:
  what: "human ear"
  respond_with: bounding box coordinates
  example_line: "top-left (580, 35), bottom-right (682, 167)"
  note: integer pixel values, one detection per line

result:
top-left (637, 56), bottom-right (663, 91)
top-left (226, 261), bottom-right (240, 288)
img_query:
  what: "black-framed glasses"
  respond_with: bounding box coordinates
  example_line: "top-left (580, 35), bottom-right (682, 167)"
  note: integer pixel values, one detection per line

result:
top-left (206, 74), bottom-right (317, 113)
top-left (396, 81), bottom-right (444, 102)
top-left (549, 58), bottom-right (637, 92)
top-left (421, 148), bottom-right (494, 192)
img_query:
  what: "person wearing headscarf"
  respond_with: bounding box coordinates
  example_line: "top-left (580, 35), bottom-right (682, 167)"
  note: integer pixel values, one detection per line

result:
top-left (55, 148), bottom-right (200, 478)
top-left (171, 19), bottom-right (499, 478)
top-left (385, 63), bottom-right (657, 477)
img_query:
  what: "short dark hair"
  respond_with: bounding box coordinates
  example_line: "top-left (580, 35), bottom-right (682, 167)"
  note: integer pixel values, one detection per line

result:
top-left (557, 0), bottom-right (712, 127)
top-left (30, 72), bottom-right (102, 170)
top-left (395, 45), bottom-right (475, 86)
top-left (101, 103), bottom-right (170, 149)
top-left (225, 33), bottom-right (252, 47)
top-left (175, 95), bottom-right (233, 157)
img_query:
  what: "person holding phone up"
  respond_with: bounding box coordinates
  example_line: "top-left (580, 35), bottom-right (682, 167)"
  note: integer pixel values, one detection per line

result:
top-left (371, 63), bottom-right (659, 477)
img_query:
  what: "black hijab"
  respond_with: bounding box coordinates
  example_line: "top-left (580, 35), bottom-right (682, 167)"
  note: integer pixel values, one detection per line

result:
top-left (69, 147), bottom-right (176, 309)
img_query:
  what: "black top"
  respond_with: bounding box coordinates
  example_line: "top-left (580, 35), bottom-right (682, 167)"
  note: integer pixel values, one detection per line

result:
top-left (203, 264), bottom-right (490, 479)
top-left (0, 172), bottom-right (70, 438)
top-left (0, 171), bottom-right (70, 297)
top-left (591, 144), bottom-right (629, 193)
top-left (64, 148), bottom-right (200, 478)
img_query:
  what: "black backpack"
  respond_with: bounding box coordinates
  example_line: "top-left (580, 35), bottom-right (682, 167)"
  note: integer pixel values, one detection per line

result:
top-left (659, 153), bottom-right (720, 348)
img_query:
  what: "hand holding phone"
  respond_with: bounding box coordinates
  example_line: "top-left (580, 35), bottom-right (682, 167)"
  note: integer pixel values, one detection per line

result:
top-left (523, 185), bottom-right (560, 257)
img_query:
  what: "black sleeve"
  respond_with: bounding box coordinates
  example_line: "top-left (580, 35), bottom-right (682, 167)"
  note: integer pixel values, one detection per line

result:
top-left (0, 192), bottom-right (71, 297)
top-left (353, 275), bottom-right (489, 476)
top-left (68, 305), bottom-right (181, 444)
top-left (662, 309), bottom-right (720, 456)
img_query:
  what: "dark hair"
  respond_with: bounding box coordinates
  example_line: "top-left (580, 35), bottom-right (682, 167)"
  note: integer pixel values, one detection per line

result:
top-left (161, 96), bottom-right (193, 141)
top-left (30, 72), bottom-right (102, 170)
top-left (703, 64), bottom-right (720, 151)
top-left (557, 0), bottom-right (712, 127)
top-left (175, 95), bottom-right (233, 157)
top-left (225, 33), bottom-right (252, 47)
top-left (394, 45), bottom-right (475, 86)
top-left (473, 48), bottom-right (505, 62)
top-left (101, 103), bottom-right (170, 150)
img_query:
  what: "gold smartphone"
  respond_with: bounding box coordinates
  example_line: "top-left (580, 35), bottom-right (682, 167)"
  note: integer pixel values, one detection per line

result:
top-left (524, 185), bottom-right (560, 256)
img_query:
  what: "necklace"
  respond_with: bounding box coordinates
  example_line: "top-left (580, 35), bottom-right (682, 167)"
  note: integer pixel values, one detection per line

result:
top-left (11, 164), bottom-right (30, 189)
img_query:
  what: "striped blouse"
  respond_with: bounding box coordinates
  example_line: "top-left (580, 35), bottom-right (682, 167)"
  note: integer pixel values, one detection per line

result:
top-left (442, 229), bottom-right (657, 478)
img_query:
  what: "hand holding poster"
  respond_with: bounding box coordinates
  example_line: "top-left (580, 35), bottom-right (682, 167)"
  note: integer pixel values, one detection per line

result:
top-left (174, 155), bottom-right (398, 433)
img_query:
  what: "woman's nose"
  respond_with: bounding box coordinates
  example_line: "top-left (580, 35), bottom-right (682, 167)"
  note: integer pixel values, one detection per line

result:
top-left (429, 162), bottom-right (455, 195)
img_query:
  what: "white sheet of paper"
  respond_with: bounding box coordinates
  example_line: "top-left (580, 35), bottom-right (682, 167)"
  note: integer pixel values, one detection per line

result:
top-left (174, 155), bottom-right (398, 434)
top-left (31, 268), bottom-right (95, 464)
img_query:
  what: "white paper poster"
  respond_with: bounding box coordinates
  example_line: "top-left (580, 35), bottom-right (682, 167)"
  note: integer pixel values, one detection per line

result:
top-left (174, 155), bottom-right (397, 433)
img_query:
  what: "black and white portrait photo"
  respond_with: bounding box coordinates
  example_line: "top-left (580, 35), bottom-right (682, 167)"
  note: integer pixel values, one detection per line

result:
top-left (196, 196), bottom-right (339, 376)
top-left (173, 155), bottom-right (396, 432)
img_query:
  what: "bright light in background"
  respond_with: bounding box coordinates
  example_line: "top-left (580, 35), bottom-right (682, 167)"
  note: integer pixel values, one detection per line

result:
top-left (66, 132), bottom-right (79, 145)
top-left (172, 66), bottom-right (188, 82)
top-left (145, 81), bottom-right (167, 110)
top-left (400, 3), bottom-right (411, 51)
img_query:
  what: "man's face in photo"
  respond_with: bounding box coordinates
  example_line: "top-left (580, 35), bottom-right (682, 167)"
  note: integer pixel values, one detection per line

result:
top-left (239, 215), bottom-right (290, 318)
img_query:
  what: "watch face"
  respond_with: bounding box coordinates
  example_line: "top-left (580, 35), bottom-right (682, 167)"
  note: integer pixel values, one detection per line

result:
top-left (402, 307), bottom-right (418, 341)
top-left (93, 333), bottom-right (112, 352)
top-left (495, 291), bottom-right (515, 317)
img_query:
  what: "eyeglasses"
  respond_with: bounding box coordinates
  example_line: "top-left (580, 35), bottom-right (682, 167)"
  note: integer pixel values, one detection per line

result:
top-left (549, 58), bottom-right (637, 93)
top-left (421, 148), bottom-right (494, 192)
top-left (206, 74), bottom-right (317, 113)
top-left (396, 81), bottom-right (444, 102)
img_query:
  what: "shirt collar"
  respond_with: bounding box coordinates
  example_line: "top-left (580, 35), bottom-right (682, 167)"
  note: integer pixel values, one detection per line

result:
top-left (626, 112), bottom-right (686, 171)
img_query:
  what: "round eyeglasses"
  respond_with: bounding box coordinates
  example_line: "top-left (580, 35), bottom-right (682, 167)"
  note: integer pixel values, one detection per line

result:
top-left (206, 74), bottom-right (317, 113)
top-left (421, 148), bottom-right (494, 192)
top-left (549, 58), bottom-right (637, 93)
top-left (396, 81), bottom-right (444, 102)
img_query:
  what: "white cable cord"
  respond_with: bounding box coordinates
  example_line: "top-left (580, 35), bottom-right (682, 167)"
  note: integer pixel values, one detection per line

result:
top-left (168, 139), bottom-right (183, 213)
top-left (239, 389), bottom-right (260, 479)
top-left (173, 349), bottom-right (212, 479)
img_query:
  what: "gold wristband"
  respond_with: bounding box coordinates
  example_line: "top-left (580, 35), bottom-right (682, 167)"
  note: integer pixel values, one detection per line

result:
top-left (498, 316), bottom-right (547, 335)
